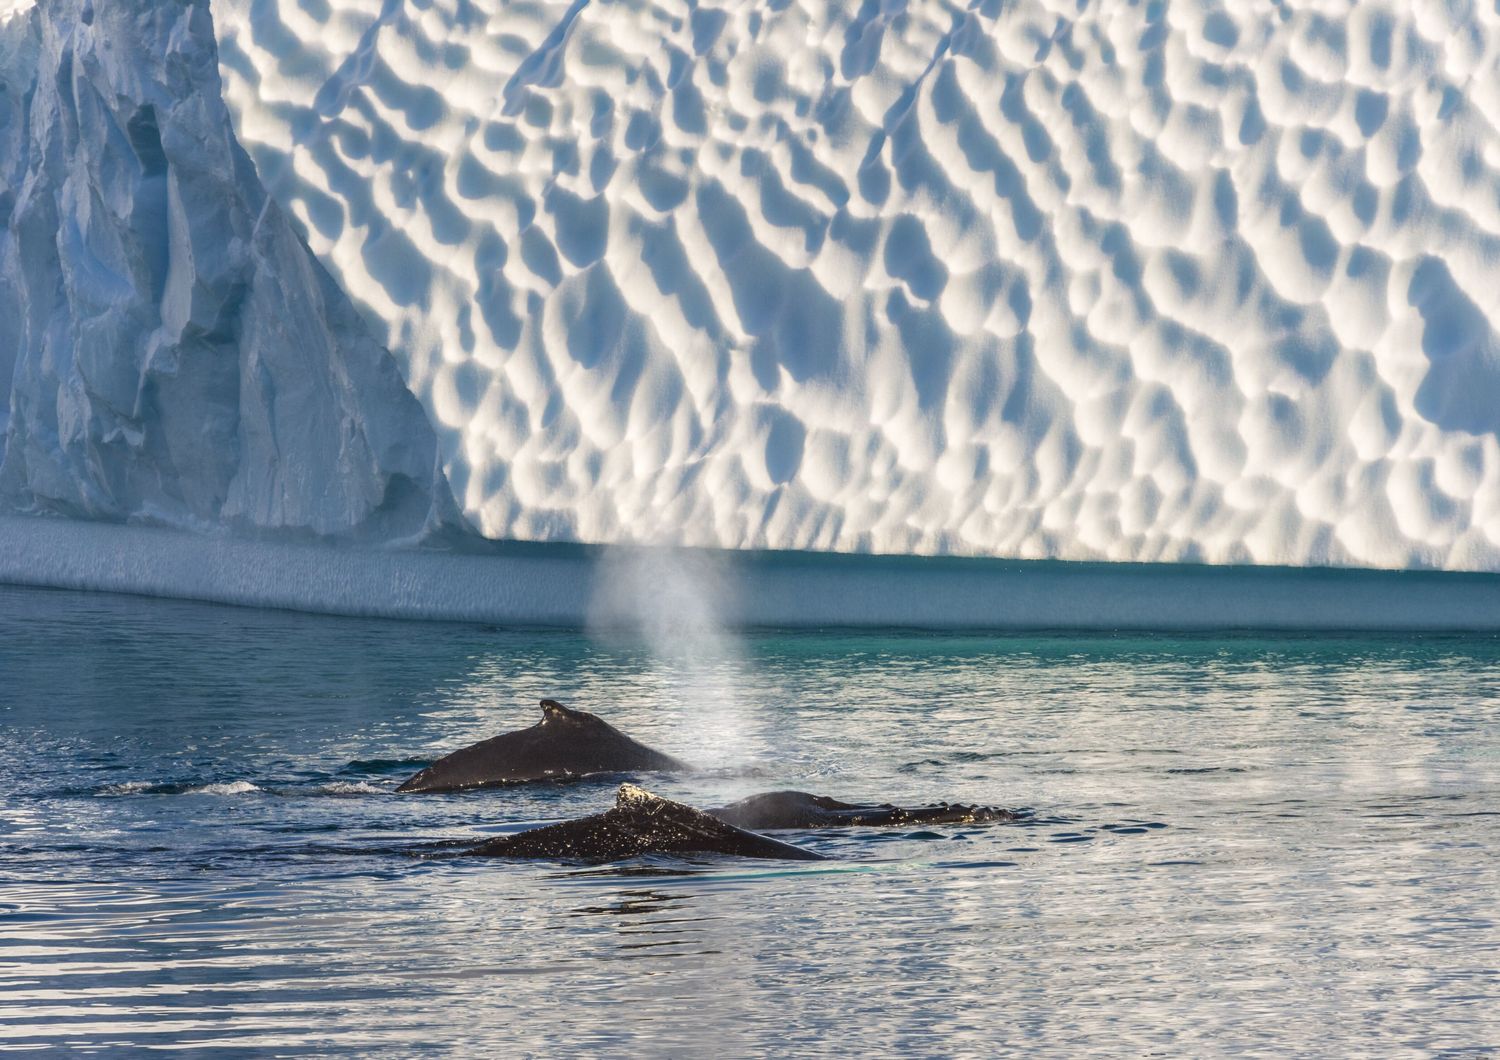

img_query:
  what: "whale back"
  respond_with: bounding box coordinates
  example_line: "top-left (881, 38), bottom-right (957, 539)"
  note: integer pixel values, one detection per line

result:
top-left (468, 784), bottom-right (826, 861)
top-left (395, 700), bottom-right (691, 793)
top-left (708, 790), bottom-right (1018, 829)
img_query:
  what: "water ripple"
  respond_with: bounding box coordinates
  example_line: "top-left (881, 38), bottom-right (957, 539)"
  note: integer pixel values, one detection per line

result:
top-left (2, 586), bottom-right (1498, 1053)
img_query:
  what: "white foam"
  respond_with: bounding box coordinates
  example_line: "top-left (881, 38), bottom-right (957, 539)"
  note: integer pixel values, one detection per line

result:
top-left (208, 0), bottom-right (1500, 572)
top-left (315, 781), bottom-right (384, 796)
top-left (188, 781), bottom-right (261, 796)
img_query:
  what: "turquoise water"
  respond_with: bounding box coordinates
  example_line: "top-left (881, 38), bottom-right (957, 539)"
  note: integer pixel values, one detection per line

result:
top-left (2, 584), bottom-right (1498, 1055)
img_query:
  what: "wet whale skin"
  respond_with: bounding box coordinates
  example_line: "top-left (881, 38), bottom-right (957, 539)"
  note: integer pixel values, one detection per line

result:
top-left (469, 785), bottom-right (826, 862)
top-left (708, 790), bottom-right (1018, 830)
top-left (396, 700), bottom-right (690, 793)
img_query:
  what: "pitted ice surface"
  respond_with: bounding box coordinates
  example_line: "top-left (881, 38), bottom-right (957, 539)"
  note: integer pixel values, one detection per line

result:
top-left (215, 0), bottom-right (1500, 570)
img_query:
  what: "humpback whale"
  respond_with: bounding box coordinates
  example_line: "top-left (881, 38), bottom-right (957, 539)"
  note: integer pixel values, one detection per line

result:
top-left (397, 701), bottom-right (1018, 832)
top-left (396, 700), bottom-right (690, 794)
top-left (707, 790), bottom-right (1018, 830)
top-left (468, 784), bottom-right (827, 861)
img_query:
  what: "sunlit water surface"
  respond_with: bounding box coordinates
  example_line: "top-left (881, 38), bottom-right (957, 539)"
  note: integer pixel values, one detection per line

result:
top-left (2, 585), bottom-right (1498, 1055)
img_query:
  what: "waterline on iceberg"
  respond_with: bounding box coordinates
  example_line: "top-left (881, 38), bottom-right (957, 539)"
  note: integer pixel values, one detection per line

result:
top-left (5, 515), bottom-right (1500, 632)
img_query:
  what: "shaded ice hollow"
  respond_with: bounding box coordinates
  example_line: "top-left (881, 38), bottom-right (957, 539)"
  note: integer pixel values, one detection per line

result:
top-left (0, 0), bottom-right (462, 541)
top-left (210, 0), bottom-right (1500, 570)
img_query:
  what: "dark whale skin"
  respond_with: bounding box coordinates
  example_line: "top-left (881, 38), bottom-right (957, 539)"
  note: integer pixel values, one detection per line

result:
top-left (468, 785), bottom-right (827, 862)
top-left (396, 700), bottom-right (690, 794)
top-left (707, 790), bottom-right (1018, 830)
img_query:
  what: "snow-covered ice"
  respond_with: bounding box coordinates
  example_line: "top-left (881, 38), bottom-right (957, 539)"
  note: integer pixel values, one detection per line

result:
top-left (213, 0), bottom-right (1500, 571)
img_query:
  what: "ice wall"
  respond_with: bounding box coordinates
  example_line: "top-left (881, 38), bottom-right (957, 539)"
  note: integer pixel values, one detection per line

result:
top-left (215, 0), bottom-right (1500, 570)
top-left (0, 0), bottom-right (463, 541)
top-left (0, 1), bottom-right (35, 442)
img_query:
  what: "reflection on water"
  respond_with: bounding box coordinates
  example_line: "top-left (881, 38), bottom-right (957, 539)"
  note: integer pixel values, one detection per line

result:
top-left (2, 585), bottom-right (1498, 1053)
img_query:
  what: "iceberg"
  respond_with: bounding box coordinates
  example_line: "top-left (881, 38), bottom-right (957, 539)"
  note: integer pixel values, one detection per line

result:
top-left (5, 0), bottom-right (1500, 628)
top-left (211, 0), bottom-right (1500, 570)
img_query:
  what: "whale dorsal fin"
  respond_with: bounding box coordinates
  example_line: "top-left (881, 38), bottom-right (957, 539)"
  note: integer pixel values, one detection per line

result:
top-left (617, 783), bottom-right (663, 809)
top-left (540, 699), bottom-right (580, 721)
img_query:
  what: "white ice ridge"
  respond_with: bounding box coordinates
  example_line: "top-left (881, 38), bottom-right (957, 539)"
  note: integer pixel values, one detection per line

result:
top-left (214, 0), bottom-right (1500, 570)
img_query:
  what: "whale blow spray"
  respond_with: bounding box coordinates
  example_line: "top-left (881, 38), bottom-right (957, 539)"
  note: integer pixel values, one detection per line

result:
top-left (587, 545), bottom-right (748, 766)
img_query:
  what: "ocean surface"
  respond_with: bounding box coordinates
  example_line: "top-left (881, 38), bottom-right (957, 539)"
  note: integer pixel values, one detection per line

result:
top-left (2, 583), bottom-right (1497, 1056)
